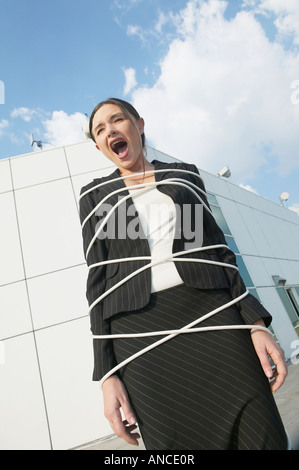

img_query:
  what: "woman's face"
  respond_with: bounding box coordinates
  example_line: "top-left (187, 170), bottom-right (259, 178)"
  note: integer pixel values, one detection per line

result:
top-left (91, 103), bottom-right (145, 173)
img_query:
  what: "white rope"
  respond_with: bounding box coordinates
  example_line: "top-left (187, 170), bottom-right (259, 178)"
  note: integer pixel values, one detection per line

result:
top-left (81, 176), bottom-right (212, 230)
top-left (85, 178), bottom-right (213, 259)
top-left (79, 168), bottom-right (207, 201)
top-left (87, 245), bottom-right (235, 313)
top-left (93, 324), bottom-right (271, 340)
top-left (97, 289), bottom-right (273, 388)
top-left (79, 169), bottom-right (272, 388)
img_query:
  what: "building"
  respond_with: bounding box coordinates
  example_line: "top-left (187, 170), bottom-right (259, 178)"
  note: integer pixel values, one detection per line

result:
top-left (0, 140), bottom-right (298, 450)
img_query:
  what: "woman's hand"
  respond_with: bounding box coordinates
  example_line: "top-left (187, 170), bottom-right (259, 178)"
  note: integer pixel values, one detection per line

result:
top-left (251, 319), bottom-right (288, 393)
top-left (102, 375), bottom-right (140, 446)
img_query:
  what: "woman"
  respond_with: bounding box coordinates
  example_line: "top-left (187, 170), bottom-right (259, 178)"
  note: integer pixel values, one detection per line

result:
top-left (79, 98), bottom-right (288, 450)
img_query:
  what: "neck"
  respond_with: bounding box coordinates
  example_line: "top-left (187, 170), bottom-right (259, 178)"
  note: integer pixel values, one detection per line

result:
top-left (119, 155), bottom-right (154, 177)
top-left (119, 156), bottom-right (155, 187)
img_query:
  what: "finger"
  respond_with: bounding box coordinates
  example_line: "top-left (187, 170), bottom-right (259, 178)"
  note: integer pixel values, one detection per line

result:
top-left (256, 346), bottom-right (273, 379)
top-left (123, 420), bottom-right (137, 430)
top-left (270, 356), bottom-right (288, 393)
top-left (120, 419), bottom-right (140, 446)
top-left (110, 414), bottom-right (140, 446)
top-left (251, 330), bottom-right (288, 392)
top-left (108, 408), bottom-right (124, 436)
top-left (124, 420), bottom-right (141, 443)
top-left (121, 401), bottom-right (137, 426)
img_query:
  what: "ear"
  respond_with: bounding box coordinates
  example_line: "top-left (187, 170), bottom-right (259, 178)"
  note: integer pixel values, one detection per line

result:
top-left (138, 118), bottom-right (145, 135)
top-left (95, 144), bottom-right (101, 152)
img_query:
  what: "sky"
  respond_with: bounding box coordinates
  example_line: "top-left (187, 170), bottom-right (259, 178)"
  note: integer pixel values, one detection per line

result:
top-left (0, 0), bottom-right (299, 214)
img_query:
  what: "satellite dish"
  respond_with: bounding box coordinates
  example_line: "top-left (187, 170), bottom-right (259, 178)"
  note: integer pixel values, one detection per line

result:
top-left (279, 192), bottom-right (290, 206)
top-left (280, 192), bottom-right (290, 202)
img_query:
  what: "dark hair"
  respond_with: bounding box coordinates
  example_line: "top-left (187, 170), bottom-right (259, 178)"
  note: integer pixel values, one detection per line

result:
top-left (89, 97), bottom-right (145, 148)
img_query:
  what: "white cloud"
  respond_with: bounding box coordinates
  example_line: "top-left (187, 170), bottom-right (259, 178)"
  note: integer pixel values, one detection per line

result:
top-left (131, 0), bottom-right (299, 181)
top-left (289, 203), bottom-right (299, 216)
top-left (123, 67), bottom-right (137, 95)
top-left (126, 8), bottom-right (177, 45)
top-left (113, 0), bottom-right (142, 9)
top-left (0, 119), bottom-right (9, 136)
top-left (10, 107), bottom-right (39, 122)
top-left (239, 183), bottom-right (259, 194)
top-left (155, 11), bottom-right (168, 34)
top-left (3, 107), bottom-right (88, 151)
top-left (126, 24), bottom-right (146, 42)
top-left (42, 111), bottom-right (88, 149)
top-left (254, 0), bottom-right (299, 44)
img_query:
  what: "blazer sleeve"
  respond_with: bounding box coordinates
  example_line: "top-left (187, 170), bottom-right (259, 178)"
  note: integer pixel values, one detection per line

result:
top-left (79, 184), bottom-right (118, 381)
top-left (187, 163), bottom-right (272, 327)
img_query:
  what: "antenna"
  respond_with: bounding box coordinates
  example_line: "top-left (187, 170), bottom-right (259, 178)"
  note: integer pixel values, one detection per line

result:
top-left (216, 166), bottom-right (231, 178)
top-left (30, 133), bottom-right (44, 150)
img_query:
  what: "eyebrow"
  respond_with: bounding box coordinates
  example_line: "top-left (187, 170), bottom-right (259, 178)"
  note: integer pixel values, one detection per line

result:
top-left (93, 112), bottom-right (125, 134)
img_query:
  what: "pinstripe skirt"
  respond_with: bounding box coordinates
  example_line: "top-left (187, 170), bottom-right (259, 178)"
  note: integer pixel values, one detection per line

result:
top-left (110, 284), bottom-right (287, 450)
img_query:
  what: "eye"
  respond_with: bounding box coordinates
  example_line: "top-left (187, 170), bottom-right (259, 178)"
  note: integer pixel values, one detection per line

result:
top-left (96, 127), bottom-right (104, 136)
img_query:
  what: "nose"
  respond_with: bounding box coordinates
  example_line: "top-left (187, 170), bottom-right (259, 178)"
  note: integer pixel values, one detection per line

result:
top-left (106, 123), bottom-right (117, 137)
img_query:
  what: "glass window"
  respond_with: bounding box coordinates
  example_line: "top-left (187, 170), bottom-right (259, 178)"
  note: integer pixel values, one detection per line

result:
top-left (247, 288), bottom-right (260, 302)
top-left (207, 193), bottom-right (218, 206)
top-left (235, 255), bottom-right (254, 287)
top-left (211, 205), bottom-right (232, 235)
top-left (276, 287), bottom-right (299, 327)
top-left (286, 288), bottom-right (299, 317)
top-left (285, 289), bottom-right (299, 336)
top-left (225, 236), bottom-right (239, 254)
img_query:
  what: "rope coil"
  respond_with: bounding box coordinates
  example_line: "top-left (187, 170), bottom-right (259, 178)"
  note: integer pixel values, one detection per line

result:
top-left (80, 169), bottom-right (272, 387)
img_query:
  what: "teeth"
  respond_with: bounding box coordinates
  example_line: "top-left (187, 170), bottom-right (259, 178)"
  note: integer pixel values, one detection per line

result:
top-left (111, 139), bottom-right (127, 156)
top-left (112, 140), bottom-right (124, 150)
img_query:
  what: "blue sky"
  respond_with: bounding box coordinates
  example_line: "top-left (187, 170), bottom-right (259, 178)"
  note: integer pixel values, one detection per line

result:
top-left (0, 0), bottom-right (299, 213)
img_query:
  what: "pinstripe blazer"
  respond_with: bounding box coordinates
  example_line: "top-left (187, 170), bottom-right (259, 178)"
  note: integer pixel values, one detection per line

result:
top-left (79, 160), bottom-right (271, 380)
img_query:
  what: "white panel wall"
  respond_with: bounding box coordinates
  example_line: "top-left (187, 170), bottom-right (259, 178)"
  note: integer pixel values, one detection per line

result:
top-left (14, 179), bottom-right (84, 278)
top-left (0, 144), bottom-right (115, 450)
top-left (1, 141), bottom-right (299, 449)
top-left (27, 265), bottom-right (88, 330)
top-left (65, 140), bottom-right (112, 175)
top-left (0, 281), bottom-right (32, 339)
top-left (0, 192), bottom-right (25, 285)
top-left (10, 148), bottom-right (69, 189)
top-left (0, 159), bottom-right (12, 192)
top-left (1, 334), bottom-right (51, 450)
top-left (34, 317), bottom-right (111, 450)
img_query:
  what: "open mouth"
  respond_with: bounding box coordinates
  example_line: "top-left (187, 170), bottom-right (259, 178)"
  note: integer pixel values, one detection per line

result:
top-left (111, 140), bottom-right (128, 158)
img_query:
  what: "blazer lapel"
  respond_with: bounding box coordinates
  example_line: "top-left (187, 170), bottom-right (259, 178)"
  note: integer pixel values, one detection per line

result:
top-left (93, 166), bottom-right (150, 242)
top-left (153, 160), bottom-right (186, 204)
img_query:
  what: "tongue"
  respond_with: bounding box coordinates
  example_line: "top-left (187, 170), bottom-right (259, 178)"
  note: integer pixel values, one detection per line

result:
top-left (116, 142), bottom-right (128, 157)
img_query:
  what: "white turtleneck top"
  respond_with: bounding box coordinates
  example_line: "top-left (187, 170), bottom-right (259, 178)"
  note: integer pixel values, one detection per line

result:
top-left (129, 187), bottom-right (184, 293)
